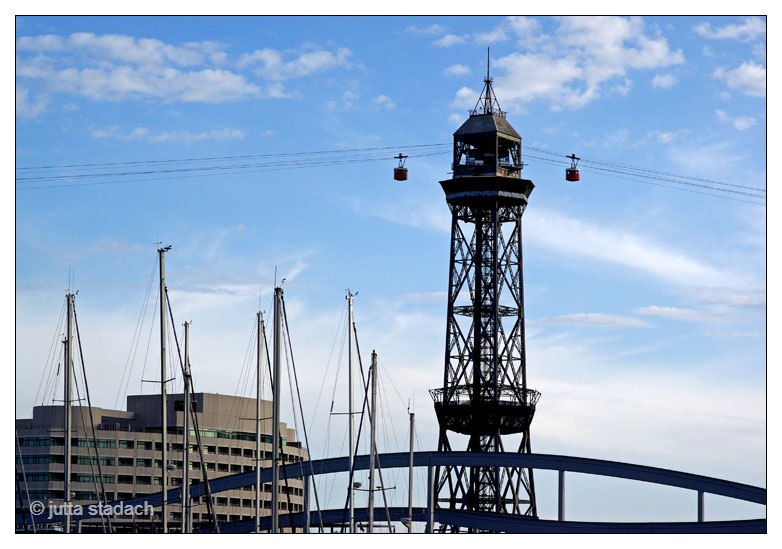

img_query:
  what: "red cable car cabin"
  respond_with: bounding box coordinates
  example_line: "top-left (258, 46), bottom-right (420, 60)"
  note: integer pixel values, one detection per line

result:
top-left (394, 153), bottom-right (408, 181)
top-left (565, 154), bottom-right (580, 182)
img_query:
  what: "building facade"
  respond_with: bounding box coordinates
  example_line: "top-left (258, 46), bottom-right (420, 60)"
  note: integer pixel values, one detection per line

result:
top-left (15, 392), bottom-right (307, 532)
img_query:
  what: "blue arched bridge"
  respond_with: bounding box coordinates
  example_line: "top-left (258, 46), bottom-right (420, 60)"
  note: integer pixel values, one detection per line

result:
top-left (19, 452), bottom-right (766, 533)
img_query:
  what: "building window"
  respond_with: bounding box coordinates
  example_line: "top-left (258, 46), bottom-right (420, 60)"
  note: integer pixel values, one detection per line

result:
top-left (18, 437), bottom-right (63, 447)
top-left (119, 440), bottom-right (134, 449)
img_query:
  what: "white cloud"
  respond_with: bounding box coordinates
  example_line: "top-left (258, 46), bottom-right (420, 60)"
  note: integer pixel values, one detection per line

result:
top-left (238, 46), bottom-right (351, 81)
top-left (16, 86), bottom-right (48, 118)
top-left (434, 34), bottom-right (466, 47)
top-left (634, 305), bottom-right (715, 323)
top-left (506, 16), bottom-right (544, 47)
top-left (399, 291), bottom-right (447, 303)
top-left (17, 32), bottom-right (223, 67)
top-left (457, 16), bottom-right (684, 112)
top-left (16, 34), bottom-right (66, 51)
top-left (448, 112), bottom-right (464, 125)
top-left (350, 195), bottom-right (450, 233)
top-left (610, 77), bottom-right (633, 96)
top-left (540, 313), bottom-right (650, 328)
top-left (473, 26), bottom-right (509, 44)
top-left (341, 90), bottom-right (358, 110)
top-left (16, 33), bottom-right (353, 107)
top-left (17, 47), bottom-right (261, 104)
top-left (404, 24), bottom-right (448, 36)
top-left (372, 94), bottom-right (396, 110)
top-left (525, 208), bottom-right (739, 288)
top-left (651, 73), bottom-right (677, 89)
top-left (693, 17), bottom-right (766, 41)
top-left (713, 61), bottom-right (766, 97)
top-left (645, 129), bottom-right (679, 144)
top-left (443, 63), bottom-right (470, 77)
top-left (715, 109), bottom-right (757, 131)
top-left (90, 126), bottom-right (246, 143)
top-left (492, 53), bottom-right (587, 111)
top-left (532, 368), bottom-right (765, 482)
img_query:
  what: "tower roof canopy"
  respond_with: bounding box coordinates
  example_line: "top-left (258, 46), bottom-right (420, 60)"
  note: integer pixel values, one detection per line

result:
top-left (454, 113), bottom-right (520, 141)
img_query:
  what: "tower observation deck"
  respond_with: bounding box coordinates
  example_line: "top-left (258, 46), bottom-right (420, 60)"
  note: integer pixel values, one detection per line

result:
top-left (430, 61), bottom-right (539, 531)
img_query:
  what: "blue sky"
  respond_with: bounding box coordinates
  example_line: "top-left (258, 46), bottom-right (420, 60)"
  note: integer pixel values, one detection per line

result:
top-left (13, 15), bottom-right (766, 524)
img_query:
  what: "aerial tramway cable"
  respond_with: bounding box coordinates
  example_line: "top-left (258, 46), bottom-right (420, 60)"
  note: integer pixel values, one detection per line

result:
top-left (16, 142), bottom-right (762, 205)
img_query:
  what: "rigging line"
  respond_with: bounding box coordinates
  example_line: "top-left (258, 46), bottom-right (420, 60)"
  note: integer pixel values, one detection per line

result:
top-left (378, 372), bottom-right (402, 453)
top-left (115, 256), bottom-right (157, 409)
top-left (325, 307), bottom-right (349, 434)
top-left (523, 144), bottom-right (765, 192)
top-left (280, 295), bottom-right (325, 531)
top-left (163, 286), bottom-right (226, 532)
top-left (73, 302), bottom-right (113, 532)
top-left (378, 360), bottom-right (411, 411)
top-left (228, 318), bottom-right (256, 423)
top-left (279, 314), bottom-right (301, 532)
top-left (17, 143), bottom-right (451, 172)
top-left (15, 430), bottom-right (37, 533)
top-left (46, 357), bottom-right (63, 410)
top-left (309, 300), bottom-right (347, 430)
top-left (339, 346), bottom-right (373, 532)
top-left (138, 286), bottom-right (159, 395)
top-left (185, 378), bottom-right (221, 533)
top-left (34, 298), bottom-right (67, 407)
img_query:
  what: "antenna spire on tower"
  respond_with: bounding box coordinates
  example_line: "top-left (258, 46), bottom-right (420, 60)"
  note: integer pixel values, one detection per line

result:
top-left (473, 47), bottom-right (504, 117)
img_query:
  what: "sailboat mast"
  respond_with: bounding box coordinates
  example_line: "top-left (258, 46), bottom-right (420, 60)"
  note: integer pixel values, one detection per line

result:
top-left (368, 350), bottom-right (378, 533)
top-left (272, 288), bottom-right (282, 533)
top-left (255, 310), bottom-right (264, 534)
top-left (408, 409), bottom-right (415, 533)
top-left (347, 291), bottom-right (355, 534)
top-left (158, 245), bottom-right (170, 533)
top-left (64, 292), bottom-right (74, 534)
top-left (182, 321), bottom-right (191, 533)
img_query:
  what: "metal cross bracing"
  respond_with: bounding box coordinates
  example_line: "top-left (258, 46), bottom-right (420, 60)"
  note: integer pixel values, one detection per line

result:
top-left (431, 198), bottom-right (540, 531)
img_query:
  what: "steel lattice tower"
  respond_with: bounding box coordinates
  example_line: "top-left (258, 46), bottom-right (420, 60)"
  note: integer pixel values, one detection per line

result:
top-left (429, 65), bottom-right (540, 532)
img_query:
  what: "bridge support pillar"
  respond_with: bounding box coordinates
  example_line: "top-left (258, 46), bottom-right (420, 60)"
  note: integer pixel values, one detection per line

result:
top-left (697, 490), bottom-right (705, 523)
top-left (558, 470), bottom-right (566, 521)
